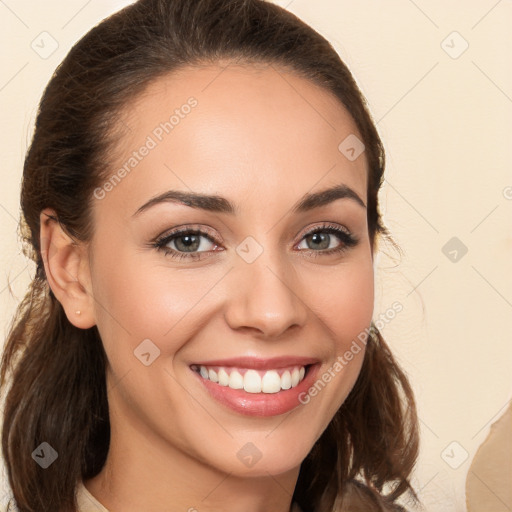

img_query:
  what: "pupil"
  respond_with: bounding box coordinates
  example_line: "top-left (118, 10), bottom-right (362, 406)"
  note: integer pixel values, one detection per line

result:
top-left (177, 234), bottom-right (199, 251)
top-left (309, 232), bottom-right (328, 250)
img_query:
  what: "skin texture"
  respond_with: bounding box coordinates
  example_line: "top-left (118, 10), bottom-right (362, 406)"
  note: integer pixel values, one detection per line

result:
top-left (40, 63), bottom-right (375, 512)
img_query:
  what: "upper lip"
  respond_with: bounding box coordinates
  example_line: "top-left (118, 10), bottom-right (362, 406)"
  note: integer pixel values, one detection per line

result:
top-left (191, 356), bottom-right (320, 370)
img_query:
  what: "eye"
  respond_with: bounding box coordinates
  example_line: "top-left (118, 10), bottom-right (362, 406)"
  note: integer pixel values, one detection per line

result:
top-left (151, 222), bottom-right (359, 262)
top-left (153, 226), bottom-right (220, 261)
top-left (295, 223), bottom-right (358, 257)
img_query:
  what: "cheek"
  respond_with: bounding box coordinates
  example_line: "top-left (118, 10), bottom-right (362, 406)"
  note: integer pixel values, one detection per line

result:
top-left (305, 257), bottom-right (374, 352)
top-left (289, 254), bottom-right (374, 438)
top-left (91, 237), bottom-right (374, 353)
top-left (89, 243), bottom-right (222, 363)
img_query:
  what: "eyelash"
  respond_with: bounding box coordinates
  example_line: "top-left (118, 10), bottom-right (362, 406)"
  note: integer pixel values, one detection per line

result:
top-left (152, 222), bottom-right (359, 262)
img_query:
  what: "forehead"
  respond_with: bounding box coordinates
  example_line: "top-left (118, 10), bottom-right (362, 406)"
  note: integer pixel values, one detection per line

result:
top-left (98, 63), bottom-right (367, 218)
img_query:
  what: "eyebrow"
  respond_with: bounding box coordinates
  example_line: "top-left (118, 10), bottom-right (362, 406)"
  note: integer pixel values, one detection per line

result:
top-left (132, 183), bottom-right (366, 217)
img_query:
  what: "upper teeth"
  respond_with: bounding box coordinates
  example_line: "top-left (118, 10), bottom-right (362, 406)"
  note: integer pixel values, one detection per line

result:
top-left (194, 365), bottom-right (306, 393)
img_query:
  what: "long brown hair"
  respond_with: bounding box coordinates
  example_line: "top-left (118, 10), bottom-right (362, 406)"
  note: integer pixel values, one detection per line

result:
top-left (0, 1), bottom-right (419, 510)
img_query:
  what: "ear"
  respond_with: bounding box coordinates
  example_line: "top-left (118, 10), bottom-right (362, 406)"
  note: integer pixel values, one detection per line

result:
top-left (40, 208), bottom-right (96, 329)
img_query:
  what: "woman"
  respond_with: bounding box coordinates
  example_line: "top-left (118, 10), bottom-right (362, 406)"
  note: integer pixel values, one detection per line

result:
top-left (0, 0), bottom-right (419, 510)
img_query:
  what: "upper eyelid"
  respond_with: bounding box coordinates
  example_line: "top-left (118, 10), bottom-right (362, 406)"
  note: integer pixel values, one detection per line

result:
top-left (157, 225), bottom-right (218, 244)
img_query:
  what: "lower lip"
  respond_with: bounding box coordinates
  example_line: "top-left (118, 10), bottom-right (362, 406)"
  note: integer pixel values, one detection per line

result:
top-left (190, 363), bottom-right (321, 417)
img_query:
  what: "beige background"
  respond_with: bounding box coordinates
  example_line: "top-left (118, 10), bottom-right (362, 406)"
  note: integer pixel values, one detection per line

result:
top-left (1, 1), bottom-right (511, 510)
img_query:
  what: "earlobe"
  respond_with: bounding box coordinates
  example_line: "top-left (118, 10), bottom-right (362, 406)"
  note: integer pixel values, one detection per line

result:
top-left (40, 208), bottom-right (96, 329)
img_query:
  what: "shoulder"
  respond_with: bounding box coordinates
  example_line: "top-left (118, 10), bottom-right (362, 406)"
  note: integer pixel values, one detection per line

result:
top-left (1, 499), bottom-right (19, 512)
top-left (75, 480), bottom-right (110, 511)
top-left (291, 500), bottom-right (304, 512)
top-left (340, 479), bottom-right (408, 512)
top-left (0, 483), bottom-right (111, 512)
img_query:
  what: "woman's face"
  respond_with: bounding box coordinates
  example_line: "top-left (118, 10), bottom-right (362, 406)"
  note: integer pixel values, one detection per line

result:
top-left (86, 63), bottom-right (374, 478)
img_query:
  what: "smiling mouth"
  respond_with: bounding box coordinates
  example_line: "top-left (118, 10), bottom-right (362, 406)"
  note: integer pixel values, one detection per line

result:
top-left (190, 364), bottom-right (312, 393)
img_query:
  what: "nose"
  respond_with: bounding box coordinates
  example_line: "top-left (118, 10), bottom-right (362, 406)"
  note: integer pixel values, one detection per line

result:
top-left (223, 249), bottom-right (308, 339)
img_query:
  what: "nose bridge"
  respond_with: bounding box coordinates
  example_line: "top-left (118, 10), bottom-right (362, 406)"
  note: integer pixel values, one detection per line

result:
top-left (224, 234), bottom-right (308, 337)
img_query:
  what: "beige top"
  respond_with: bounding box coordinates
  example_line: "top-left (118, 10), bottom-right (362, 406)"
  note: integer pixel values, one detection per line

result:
top-left (76, 482), bottom-right (109, 511)
top-left (76, 481), bottom-right (304, 511)
top-left (4, 483), bottom-right (303, 511)
top-left (2, 483), bottom-right (110, 511)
